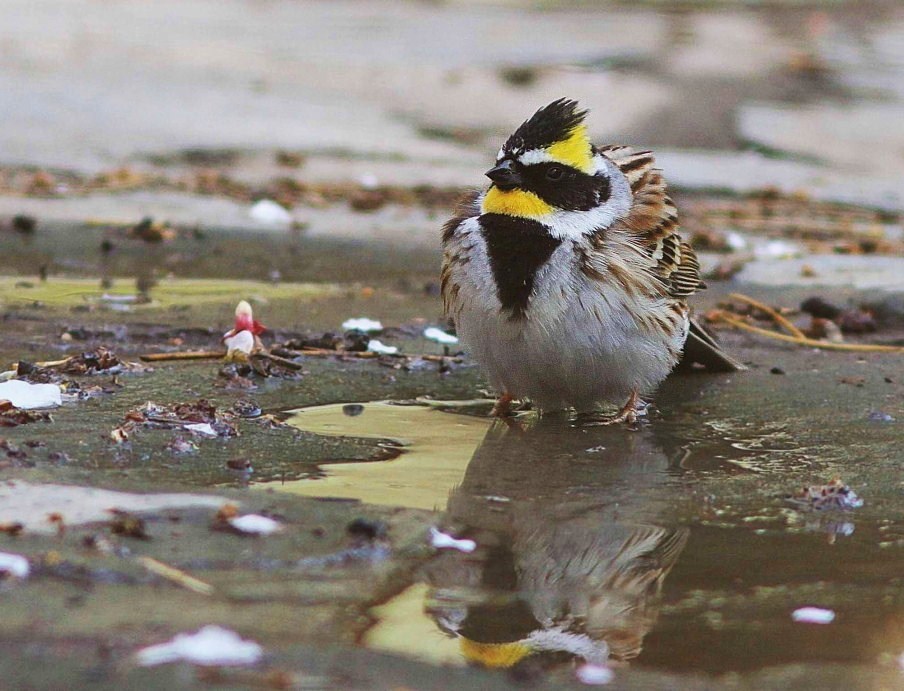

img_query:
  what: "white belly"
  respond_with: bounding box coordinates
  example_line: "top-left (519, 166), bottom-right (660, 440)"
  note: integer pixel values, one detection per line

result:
top-left (453, 244), bottom-right (685, 411)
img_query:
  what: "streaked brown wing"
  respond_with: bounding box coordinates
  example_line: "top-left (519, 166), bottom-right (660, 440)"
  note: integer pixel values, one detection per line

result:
top-left (440, 191), bottom-right (481, 317)
top-left (598, 145), bottom-right (704, 299)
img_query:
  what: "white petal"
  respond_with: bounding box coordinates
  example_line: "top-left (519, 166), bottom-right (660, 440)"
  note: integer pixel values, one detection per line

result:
top-left (136, 626), bottom-right (263, 667)
top-left (430, 527), bottom-right (475, 553)
top-left (249, 199), bottom-right (292, 226)
top-left (0, 552), bottom-right (30, 579)
top-left (367, 339), bottom-right (398, 355)
top-left (228, 514), bottom-right (282, 535)
top-left (792, 607), bottom-right (835, 624)
top-left (358, 173), bottom-right (379, 189)
top-left (185, 423), bottom-right (217, 438)
top-left (423, 327), bottom-right (459, 345)
top-left (342, 317), bottom-right (383, 332)
top-left (224, 330), bottom-right (255, 355)
top-left (0, 380), bottom-right (62, 409)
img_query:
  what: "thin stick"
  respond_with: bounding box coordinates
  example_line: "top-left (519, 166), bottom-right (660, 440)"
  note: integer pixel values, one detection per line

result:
top-left (729, 292), bottom-right (806, 339)
top-left (139, 348), bottom-right (461, 364)
top-left (290, 348), bottom-right (461, 362)
top-left (140, 351), bottom-right (225, 362)
top-left (137, 556), bottom-right (214, 595)
top-left (419, 354), bottom-right (464, 363)
top-left (292, 348), bottom-right (379, 359)
top-left (714, 312), bottom-right (904, 353)
top-left (33, 357), bottom-right (75, 368)
top-left (255, 352), bottom-right (304, 370)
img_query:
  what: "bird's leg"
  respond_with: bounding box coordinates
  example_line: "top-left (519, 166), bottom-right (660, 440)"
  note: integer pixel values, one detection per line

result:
top-left (491, 392), bottom-right (515, 418)
top-left (586, 389), bottom-right (644, 426)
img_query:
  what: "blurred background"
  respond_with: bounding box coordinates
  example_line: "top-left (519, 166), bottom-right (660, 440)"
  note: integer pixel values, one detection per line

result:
top-left (1, 0), bottom-right (902, 251)
top-left (1, 4), bottom-right (903, 688)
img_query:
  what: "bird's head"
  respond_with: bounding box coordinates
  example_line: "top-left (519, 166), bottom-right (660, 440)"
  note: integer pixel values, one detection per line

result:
top-left (480, 99), bottom-right (630, 237)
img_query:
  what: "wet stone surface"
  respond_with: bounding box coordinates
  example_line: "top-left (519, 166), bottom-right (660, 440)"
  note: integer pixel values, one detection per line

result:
top-left (0, 265), bottom-right (901, 688)
top-left (1, 0), bottom-right (904, 688)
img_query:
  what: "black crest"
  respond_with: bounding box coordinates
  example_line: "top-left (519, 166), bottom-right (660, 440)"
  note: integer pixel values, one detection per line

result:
top-left (503, 98), bottom-right (588, 154)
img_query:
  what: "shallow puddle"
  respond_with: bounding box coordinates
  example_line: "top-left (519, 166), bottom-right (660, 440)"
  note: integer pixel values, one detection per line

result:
top-left (259, 398), bottom-right (904, 679)
top-left (262, 401), bottom-right (493, 510)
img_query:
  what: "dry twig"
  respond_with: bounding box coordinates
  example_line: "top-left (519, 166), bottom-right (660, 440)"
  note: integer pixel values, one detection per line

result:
top-left (140, 351), bottom-right (225, 362)
top-left (137, 556), bottom-right (214, 595)
top-left (729, 292), bottom-right (806, 339)
top-left (714, 312), bottom-right (904, 353)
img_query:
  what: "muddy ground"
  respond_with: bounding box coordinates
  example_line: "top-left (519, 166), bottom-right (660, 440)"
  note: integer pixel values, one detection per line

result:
top-left (1, 1), bottom-right (903, 689)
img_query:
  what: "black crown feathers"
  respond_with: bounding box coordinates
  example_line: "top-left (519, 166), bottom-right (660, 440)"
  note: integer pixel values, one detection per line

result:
top-left (504, 98), bottom-right (589, 154)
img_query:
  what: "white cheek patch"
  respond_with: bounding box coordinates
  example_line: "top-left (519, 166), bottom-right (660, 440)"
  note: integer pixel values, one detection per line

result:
top-left (542, 157), bottom-right (634, 241)
top-left (497, 147), bottom-right (505, 160)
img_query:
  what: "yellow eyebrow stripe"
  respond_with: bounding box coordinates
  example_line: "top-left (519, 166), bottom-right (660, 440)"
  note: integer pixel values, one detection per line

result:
top-left (546, 124), bottom-right (593, 173)
top-left (481, 188), bottom-right (553, 219)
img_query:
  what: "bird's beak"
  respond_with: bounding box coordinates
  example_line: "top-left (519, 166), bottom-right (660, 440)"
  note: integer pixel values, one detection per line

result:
top-left (485, 159), bottom-right (522, 191)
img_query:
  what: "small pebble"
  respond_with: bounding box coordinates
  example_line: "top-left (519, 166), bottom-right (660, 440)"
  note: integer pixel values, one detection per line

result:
top-left (770, 367), bottom-right (785, 375)
top-left (347, 517), bottom-right (387, 541)
top-left (342, 404), bottom-right (364, 417)
top-left (868, 411), bottom-right (895, 423)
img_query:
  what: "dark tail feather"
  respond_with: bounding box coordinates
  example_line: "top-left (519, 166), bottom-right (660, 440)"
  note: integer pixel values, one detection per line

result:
top-left (678, 318), bottom-right (746, 372)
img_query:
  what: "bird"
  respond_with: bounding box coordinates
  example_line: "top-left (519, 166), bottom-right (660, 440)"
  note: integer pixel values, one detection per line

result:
top-left (440, 98), bottom-right (743, 423)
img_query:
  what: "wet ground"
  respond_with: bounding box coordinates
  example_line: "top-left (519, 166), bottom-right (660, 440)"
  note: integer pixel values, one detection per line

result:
top-left (2, 0), bottom-right (904, 689)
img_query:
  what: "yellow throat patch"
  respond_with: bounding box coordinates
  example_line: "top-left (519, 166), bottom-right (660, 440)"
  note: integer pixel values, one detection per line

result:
top-left (481, 188), bottom-right (553, 219)
top-left (547, 124), bottom-right (593, 173)
top-left (459, 638), bottom-right (533, 668)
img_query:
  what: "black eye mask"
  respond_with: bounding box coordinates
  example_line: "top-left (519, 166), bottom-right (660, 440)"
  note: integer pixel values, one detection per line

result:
top-left (517, 162), bottom-right (610, 212)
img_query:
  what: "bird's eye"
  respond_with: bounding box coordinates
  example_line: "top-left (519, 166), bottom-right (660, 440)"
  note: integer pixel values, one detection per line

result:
top-left (546, 165), bottom-right (564, 181)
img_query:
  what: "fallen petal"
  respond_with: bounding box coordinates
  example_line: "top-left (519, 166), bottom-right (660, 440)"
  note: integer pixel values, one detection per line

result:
top-left (185, 423), bottom-right (217, 437)
top-left (136, 625), bottom-right (263, 667)
top-left (0, 380), bottom-right (62, 409)
top-left (228, 514), bottom-right (282, 536)
top-left (224, 330), bottom-right (256, 355)
top-left (342, 318), bottom-right (383, 332)
top-left (249, 199), bottom-right (292, 226)
top-left (0, 552), bottom-right (30, 579)
top-left (792, 607), bottom-right (835, 624)
top-left (367, 339), bottom-right (398, 355)
top-left (430, 527), bottom-right (475, 553)
top-left (423, 327), bottom-right (459, 345)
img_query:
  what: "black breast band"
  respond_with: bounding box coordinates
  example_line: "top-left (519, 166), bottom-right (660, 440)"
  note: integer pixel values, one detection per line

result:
top-left (480, 213), bottom-right (562, 319)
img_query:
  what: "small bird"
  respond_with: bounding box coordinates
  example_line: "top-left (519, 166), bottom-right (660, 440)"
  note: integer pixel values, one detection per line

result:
top-left (441, 99), bottom-right (742, 422)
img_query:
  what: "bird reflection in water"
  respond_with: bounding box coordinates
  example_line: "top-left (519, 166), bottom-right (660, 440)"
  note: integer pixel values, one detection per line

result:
top-left (421, 415), bottom-right (689, 672)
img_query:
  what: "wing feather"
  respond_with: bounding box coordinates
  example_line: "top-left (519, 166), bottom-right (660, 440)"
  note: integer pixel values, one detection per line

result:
top-left (598, 145), bottom-right (703, 299)
top-left (440, 191), bottom-right (481, 317)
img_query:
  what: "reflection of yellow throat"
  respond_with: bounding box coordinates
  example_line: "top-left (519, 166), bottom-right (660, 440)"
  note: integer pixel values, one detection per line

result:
top-left (481, 188), bottom-right (553, 219)
top-left (459, 638), bottom-right (533, 668)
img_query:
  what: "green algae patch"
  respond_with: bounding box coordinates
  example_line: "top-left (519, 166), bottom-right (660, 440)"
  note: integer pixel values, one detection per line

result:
top-left (0, 276), bottom-right (342, 312)
top-left (262, 402), bottom-right (492, 511)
